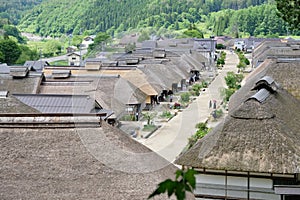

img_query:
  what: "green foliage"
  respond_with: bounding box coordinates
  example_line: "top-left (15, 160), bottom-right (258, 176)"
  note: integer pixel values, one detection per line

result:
top-left (0, 0), bottom-right (43, 25)
top-left (188, 122), bottom-right (210, 149)
top-left (43, 39), bottom-right (62, 57)
top-left (125, 43), bottom-right (136, 53)
top-left (0, 38), bottom-right (22, 64)
top-left (94, 32), bottom-right (111, 45)
top-left (148, 168), bottom-right (198, 200)
top-left (14, 0), bottom-right (276, 38)
top-left (160, 111), bottom-right (172, 119)
top-left (142, 111), bottom-right (157, 125)
top-left (190, 83), bottom-right (202, 96)
top-left (275, 0), bottom-right (300, 31)
top-left (208, 4), bottom-right (296, 37)
top-left (142, 124), bottom-right (156, 132)
top-left (3, 25), bottom-right (25, 43)
top-left (137, 31), bottom-right (150, 42)
top-left (182, 24), bottom-right (204, 38)
top-left (216, 43), bottom-right (226, 49)
top-left (236, 51), bottom-right (249, 71)
top-left (221, 71), bottom-right (244, 102)
top-left (225, 71), bottom-right (243, 89)
top-left (15, 45), bottom-right (39, 64)
top-left (180, 92), bottom-right (191, 103)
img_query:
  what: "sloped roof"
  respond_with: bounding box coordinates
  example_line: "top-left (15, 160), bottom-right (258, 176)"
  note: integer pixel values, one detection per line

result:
top-left (0, 95), bottom-right (40, 114)
top-left (13, 94), bottom-right (100, 114)
top-left (175, 79), bottom-right (300, 174)
top-left (0, 118), bottom-right (181, 199)
top-left (230, 58), bottom-right (300, 110)
top-left (0, 73), bottom-right (43, 94)
top-left (24, 60), bottom-right (50, 71)
top-left (139, 63), bottom-right (185, 91)
top-left (39, 76), bottom-right (147, 117)
top-left (101, 69), bottom-right (158, 95)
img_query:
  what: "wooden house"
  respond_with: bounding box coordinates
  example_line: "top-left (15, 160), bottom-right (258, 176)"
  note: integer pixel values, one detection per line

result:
top-left (67, 52), bottom-right (81, 66)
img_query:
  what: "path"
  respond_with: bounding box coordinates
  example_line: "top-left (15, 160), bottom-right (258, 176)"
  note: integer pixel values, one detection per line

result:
top-left (142, 50), bottom-right (239, 162)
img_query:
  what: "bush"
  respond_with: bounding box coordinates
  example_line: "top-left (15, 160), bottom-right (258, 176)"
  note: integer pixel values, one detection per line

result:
top-left (180, 92), bottom-right (191, 103)
top-left (187, 122), bottom-right (210, 149)
top-left (160, 111), bottom-right (172, 119)
top-left (142, 124), bottom-right (156, 132)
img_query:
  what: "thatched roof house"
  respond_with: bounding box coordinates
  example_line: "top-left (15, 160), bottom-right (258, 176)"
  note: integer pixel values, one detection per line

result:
top-left (0, 114), bottom-right (182, 199)
top-left (176, 80), bottom-right (300, 173)
top-left (175, 73), bottom-right (300, 199)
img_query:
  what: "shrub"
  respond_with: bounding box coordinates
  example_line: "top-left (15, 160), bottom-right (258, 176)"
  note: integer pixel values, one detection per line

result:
top-left (180, 92), bottom-right (191, 103)
top-left (160, 111), bottom-right (172, 119)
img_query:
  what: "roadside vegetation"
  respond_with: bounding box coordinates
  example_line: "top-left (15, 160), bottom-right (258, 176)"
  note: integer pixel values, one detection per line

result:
top-left (221, 71), bottom-right (244, 103)
top-left (187, 122), bottom-right (210, 150)
top-left (236, 49), bottom-right (250, 72)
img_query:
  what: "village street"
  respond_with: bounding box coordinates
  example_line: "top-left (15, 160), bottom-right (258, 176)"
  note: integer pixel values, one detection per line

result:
top-left (142, 50), bottom-right (239, 163)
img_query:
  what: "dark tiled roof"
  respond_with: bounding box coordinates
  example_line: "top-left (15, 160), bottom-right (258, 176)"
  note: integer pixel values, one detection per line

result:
top-left (13, 94), bottom-right (101, 114)
top-left (0, 95), bottom-right (40, 113)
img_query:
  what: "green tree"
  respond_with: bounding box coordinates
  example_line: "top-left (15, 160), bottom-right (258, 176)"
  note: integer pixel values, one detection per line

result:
top-left (94, 32), bottom-right (111, 45)
top-left (224, 71), bottom-right (243, 89)
top-left (0, 39), bottom-right (21, 64)
top-left (137, 31), bottom-right (150, 42)
top-left (142, 111), bottom-right (156, 125)
top-left (3, 25), bottom-right (25, 43)
top-left (43, 40), bottom-right (62, 57)
top-left (275, 0), bottom-right (300, 30)
top-left (148, 168), bottom-right (198, 200)
top-left (16, 45), bottom-right (39, 64)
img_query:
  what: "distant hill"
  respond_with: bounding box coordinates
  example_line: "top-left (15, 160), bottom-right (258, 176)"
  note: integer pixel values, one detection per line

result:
top-left (0, 0), bottom-right (44, 25)
top-left (16, 0), bottom-right (271, 36)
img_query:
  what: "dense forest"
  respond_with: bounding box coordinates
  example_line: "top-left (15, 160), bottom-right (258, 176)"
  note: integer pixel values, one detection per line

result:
top-left (0, 0), bottom-right (43, 25)
top-left (15, 0), bottom-right (279, 37)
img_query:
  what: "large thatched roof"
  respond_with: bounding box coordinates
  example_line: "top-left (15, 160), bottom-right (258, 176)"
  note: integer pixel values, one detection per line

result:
top-left (175, 78), bottom-right (300, 174)
top-left (230, 58), bottom-right (300, 110)
top-left (0, 72), bottom-right (43, 94)
top-left (0, 117), bottom-right (182, 199)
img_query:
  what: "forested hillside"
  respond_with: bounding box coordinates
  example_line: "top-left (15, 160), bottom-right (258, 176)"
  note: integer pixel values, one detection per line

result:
top-left (208, 4), bottom-right (294, 37)
top-left (17, 0), bottom-right (272, 37)
top-left (0, 0), bottom-right (44, 25)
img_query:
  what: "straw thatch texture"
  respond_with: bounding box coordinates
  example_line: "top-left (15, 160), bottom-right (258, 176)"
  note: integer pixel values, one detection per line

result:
top-left (230, 59), bottom-right (300, 111)
top-left (0, 74), bottom-right (43, 94)
top-left (175, 87), bottom-right (300, 174)
top-left (0, 121), bottom-right (184, 200)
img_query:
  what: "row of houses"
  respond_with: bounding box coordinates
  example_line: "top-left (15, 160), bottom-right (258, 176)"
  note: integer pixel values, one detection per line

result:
top-left (0, 38), bottom-right (218, 199)
top-left (175, 40), bottom-right (300, 199)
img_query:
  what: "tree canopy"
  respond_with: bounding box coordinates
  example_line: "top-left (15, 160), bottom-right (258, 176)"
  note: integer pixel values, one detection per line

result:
top-left (0, 39), bottom-right (22, 64)
top-left (275, 0), bottom-right (300, 30)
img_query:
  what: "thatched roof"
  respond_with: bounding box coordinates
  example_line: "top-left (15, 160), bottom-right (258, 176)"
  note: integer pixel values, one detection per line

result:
top-left (175, 79), bottom-right (300, 174)
top-left (0, 72), bottom-right (43, 94)
top-left (230, 58), bottom-right (300, 110)
top-left (139, 63), bottom-right (185, 91)
top-left (0, 117), bottom-right (182, 199)
top-left (101, 69), bottom-right (158, 95)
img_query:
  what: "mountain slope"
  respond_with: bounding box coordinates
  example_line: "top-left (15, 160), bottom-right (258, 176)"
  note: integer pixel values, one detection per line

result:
top-left (0, 0), bottom-right (44, 25)
top-left (18, 0), bottom-right (270, 36)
